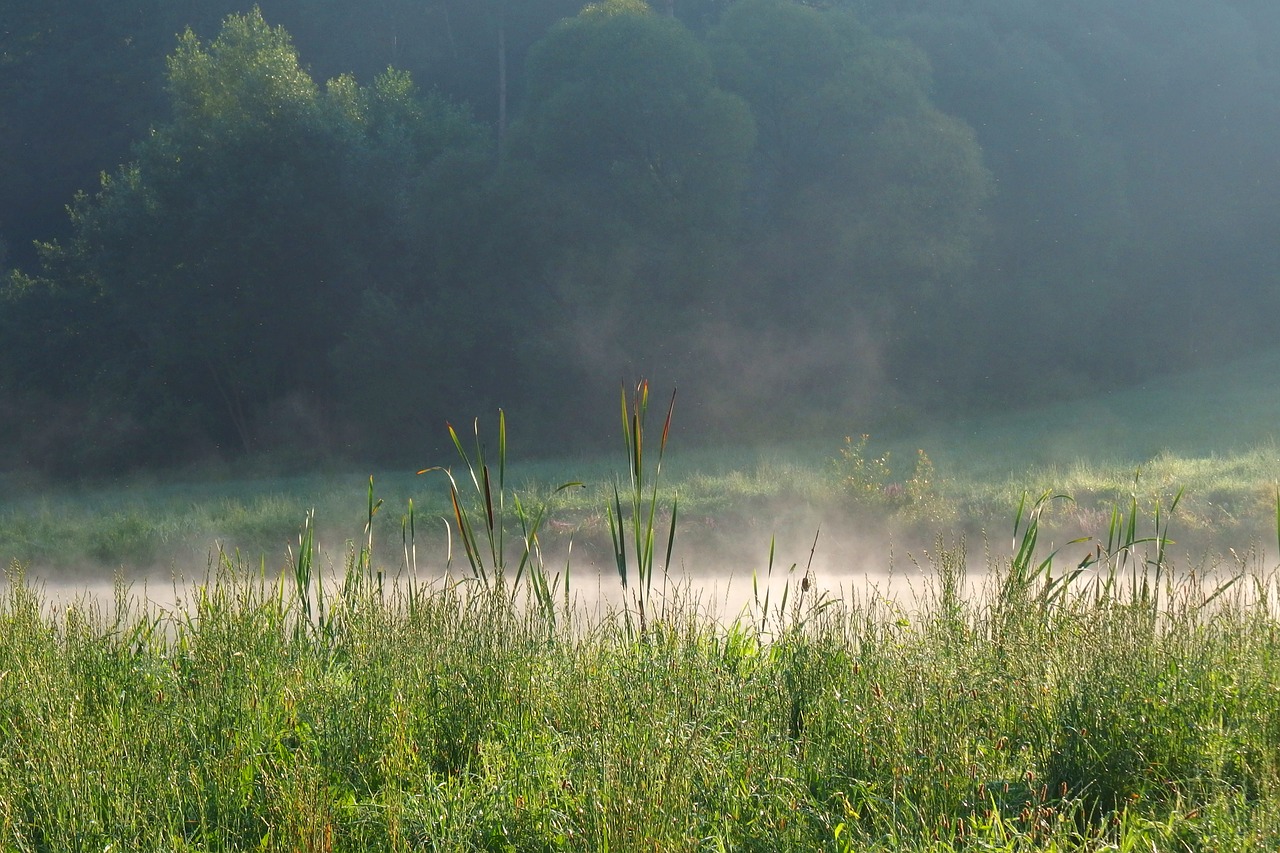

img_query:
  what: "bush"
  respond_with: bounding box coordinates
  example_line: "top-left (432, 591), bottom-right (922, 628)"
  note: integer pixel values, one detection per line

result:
top-left (834, 434), bottom-right (947, 519)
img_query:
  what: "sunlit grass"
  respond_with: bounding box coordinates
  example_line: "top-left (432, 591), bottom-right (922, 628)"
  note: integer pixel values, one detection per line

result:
top-left (952, 444), bottom-right (1280, 537)
top-left (5, 364), bottom-right (1280, 848)
top-left (4, 493), bottom-right (1280, 850)
top-left (5, 438), bottom-right (1280, 574)
top-left (5, 348), bottom-right (1280, 572)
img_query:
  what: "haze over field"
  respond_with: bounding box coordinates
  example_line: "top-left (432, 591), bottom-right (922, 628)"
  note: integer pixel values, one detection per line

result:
top-left (10, 8), bottom-right (1280, 846)
top-left (6, 346), bottom-right (1280, 604)
top-left (2, 0), bottom-right (1279, 478)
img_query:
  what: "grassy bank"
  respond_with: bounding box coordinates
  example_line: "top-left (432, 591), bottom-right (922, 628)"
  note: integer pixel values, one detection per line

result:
top-left (6, 348), bottom-right (1280, 573)
top-left (3, 436), bottom-right (1280, 576)
top-left (3, 498), bottom-right (1280, 851)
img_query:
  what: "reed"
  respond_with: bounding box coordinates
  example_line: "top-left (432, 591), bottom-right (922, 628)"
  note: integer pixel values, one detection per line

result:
top-left (606, 380), bottom-right (678, 635)
top-left (420, 411), bottom-right (581, 625)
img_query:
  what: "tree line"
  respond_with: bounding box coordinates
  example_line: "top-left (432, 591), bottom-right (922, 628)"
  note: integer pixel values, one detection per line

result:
top-left (2, 0), bottom-right (1277, 473)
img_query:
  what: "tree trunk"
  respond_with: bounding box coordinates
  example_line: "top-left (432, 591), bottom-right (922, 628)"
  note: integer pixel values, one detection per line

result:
top-left (497, 16), bottom-right (507, 147)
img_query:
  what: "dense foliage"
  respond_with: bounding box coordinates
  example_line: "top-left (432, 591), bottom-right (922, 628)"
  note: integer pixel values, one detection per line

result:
top-left (2, 0), bottom-right (1278, 471)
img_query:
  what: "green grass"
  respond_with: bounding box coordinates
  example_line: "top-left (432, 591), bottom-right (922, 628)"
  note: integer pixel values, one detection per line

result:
top-left (4, 437), bottom-right (1276, 579)
top-left (3, 493), bottom-right (1280, 851)
top-left (6, 361), bottom-right (1280, 849)
top-left (7, 347), bottom-right (1280, 573)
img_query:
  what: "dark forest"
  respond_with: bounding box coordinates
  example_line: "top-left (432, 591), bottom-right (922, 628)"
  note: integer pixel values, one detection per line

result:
top-left (3, 0), bottom-right (1278, 474)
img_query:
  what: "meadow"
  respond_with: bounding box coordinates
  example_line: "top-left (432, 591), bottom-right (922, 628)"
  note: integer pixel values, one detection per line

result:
top-left (5, 347), bottom-right (1280, 577)
top-left (4, 356), bottom-right (1280, 850)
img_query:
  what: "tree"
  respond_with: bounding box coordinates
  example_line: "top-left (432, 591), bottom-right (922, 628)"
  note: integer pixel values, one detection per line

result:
top-left (327, 75), bottom-right (505, 453)
top-left (9, 9), bottom-right (496, 463)
top-left (496, 0), bottom-right (756, 410)
top-left (0, 0), bottom-right (205, 270)
top-left (708, 0), bottom-right (991, 317)
top-left (847, 0), bottom-right (1280, 388)
top-left (516, 0), bottom-right (755, 236)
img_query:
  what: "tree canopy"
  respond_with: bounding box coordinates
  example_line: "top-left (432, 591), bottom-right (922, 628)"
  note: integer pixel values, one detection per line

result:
top-left (3, 0), bottom-right (1279, 472)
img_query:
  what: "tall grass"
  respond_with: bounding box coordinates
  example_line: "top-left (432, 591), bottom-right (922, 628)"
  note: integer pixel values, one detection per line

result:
top-left (4, 514), bottom-right (1280, 850)
top-left (4, 407), bottom-right (1280, 850)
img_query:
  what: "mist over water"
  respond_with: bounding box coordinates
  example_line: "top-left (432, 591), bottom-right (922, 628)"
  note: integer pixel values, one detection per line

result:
top-left (11, 336), bottom-right (1280, 619)
top-left (19, 461), bottom-right (1267, 628)
top-left (11, 11), bottom-right (1280, 850)
top-left (26, 510), bottom-right (1265, 633)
